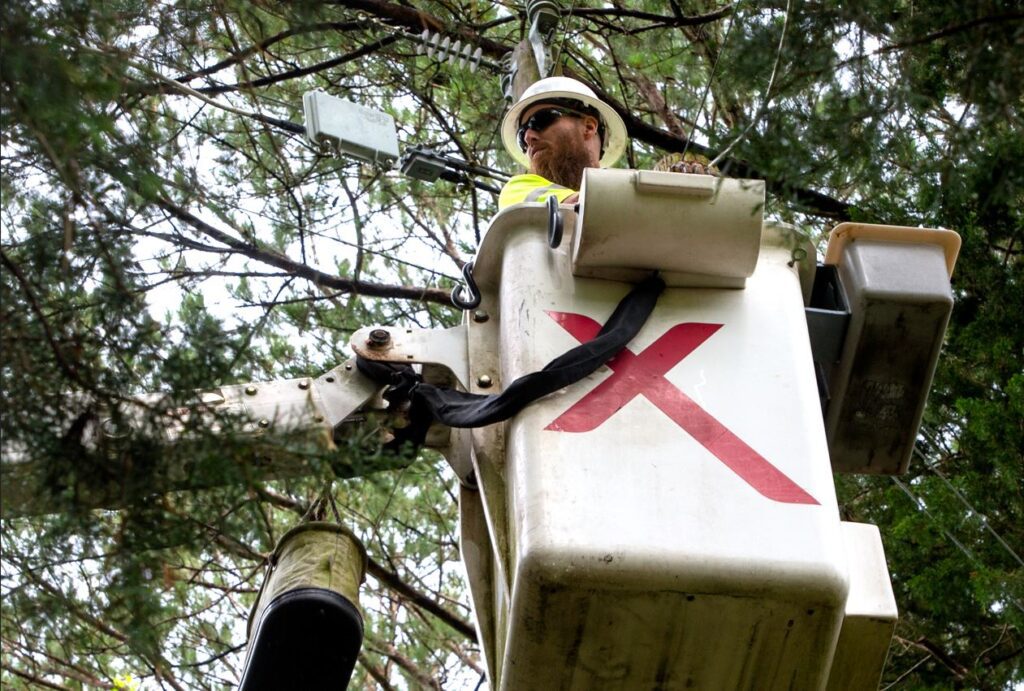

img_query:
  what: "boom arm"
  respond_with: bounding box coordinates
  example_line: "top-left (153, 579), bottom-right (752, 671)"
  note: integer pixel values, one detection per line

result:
top-left (0, 360), bottom-right (383, 518)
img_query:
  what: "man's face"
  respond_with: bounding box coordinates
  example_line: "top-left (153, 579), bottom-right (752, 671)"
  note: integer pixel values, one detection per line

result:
top-left (519, 103), bottom-right (598, 190)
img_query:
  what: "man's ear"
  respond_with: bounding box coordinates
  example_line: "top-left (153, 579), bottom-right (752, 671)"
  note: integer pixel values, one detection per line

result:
top-left (581, 115), bottom-right (600, 138)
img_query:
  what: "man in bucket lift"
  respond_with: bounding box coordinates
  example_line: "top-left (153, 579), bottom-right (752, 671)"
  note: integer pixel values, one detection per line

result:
top-left (498, 76), bottom-right (714, 209)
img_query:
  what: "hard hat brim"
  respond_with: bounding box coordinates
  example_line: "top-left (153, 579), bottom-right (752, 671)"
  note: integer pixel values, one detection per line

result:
top-left (501, 88), bottom-right (628, 170)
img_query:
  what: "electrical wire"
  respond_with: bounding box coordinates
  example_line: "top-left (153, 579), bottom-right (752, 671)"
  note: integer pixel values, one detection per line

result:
top-left (916, 430), bottom-right (1024, 569)
top-left (556, 0), bottom-right (582, 68)
top-left (891, 476), bottom-right (1024, 616)
top-left (710, 0), bottom-right (791, 168)
top-left (683, 1), bottom-right (743, 158)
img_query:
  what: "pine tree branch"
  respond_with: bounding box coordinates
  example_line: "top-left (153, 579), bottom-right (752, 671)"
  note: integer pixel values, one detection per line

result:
top-left (252, 486), bottom-right (309, 515)
top-left (7, 556), bottom-right (185, 691)
top-left (570, 69), bottom-right (853, 219)
top-left (173, 21), bottom-right (367, 84)
top-left (366, 555), bottom-right (477, 642)
top-left (152, 197), bottom-right (453, 307)
top-left (3, 639), bottom-right (115, 689)
top-left (572, 4), bottom-right (735, 26)
top-left (364, 636), bottom-right (442, 690)
top-left (0, 663), bottom-right (73, 691)
top-left (357, 654), bottom-right (400, 691)
top-left (877, 12), bottom-right (1024, 55)
top-left (180, 642), bottom-right (248, 669)
top-left (318, 0), bottom-right (508, 58)
top-left (985, 643), bottom-right (1024, 669)
top-left (444, 635), bottom-right (485, 675)
top-left (149, 35), bottom-right (402, 96)
top-left (895, 635), bottom-right (969, 680)
top-left (629, 71), bottom-right (689, 137)
top-left (0, 248), bottom-right (89, 387)
top-left (825, 12), bottom-right (1024, 72)
top-left (313, 0), bottom-right (851, 218)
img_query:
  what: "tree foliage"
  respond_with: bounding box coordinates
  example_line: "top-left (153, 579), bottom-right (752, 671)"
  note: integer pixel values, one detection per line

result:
top-left (1, 0), bottom-right (1021, 688)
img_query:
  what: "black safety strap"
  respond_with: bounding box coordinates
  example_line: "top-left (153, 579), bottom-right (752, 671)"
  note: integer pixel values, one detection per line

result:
top-left (357, 273), bottom-right (664, 452)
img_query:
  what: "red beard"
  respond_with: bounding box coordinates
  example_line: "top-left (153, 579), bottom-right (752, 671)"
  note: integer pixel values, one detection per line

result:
top-left (530, 127), bottom-right (593, 190)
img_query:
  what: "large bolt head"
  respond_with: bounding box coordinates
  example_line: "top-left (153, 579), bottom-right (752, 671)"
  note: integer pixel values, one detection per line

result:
top-left (367, 329), bottom-right (391, 348)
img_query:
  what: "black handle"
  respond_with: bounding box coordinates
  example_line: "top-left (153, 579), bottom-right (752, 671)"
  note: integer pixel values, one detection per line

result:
top-left (450, 260), bottom-right (482, 310)
top-left (546, 194), bottom-right (563, 249)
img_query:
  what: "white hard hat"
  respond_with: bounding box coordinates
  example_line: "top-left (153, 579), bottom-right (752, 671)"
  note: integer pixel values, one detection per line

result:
top-left (501, 76), bottom-right (628, 168)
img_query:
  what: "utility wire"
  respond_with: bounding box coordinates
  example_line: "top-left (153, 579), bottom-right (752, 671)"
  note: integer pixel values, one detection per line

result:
top-left (710, 0), bottom-right (791, 168)
top-left (683, 0), bottom-right (743, 158)
top-left (891, 476), bottom-right (1024, 616)
top-left (557, 0), bottom-right (583, 67)
top-left (916, 430), bottom-right (1024, 569)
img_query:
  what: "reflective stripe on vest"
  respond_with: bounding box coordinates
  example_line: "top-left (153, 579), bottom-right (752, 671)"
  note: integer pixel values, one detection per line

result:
top-left (524, 183), bottom-right (570, 203)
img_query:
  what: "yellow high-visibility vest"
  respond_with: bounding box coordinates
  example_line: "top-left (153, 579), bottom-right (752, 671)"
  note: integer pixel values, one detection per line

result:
top-left (498, 174), bottom-right (576, 210)
top-left (499, 155), bottom-right (717, 210)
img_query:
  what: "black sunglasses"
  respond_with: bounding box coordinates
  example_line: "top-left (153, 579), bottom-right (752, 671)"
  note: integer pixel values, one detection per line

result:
top-left (516, 108), bottom-right (585, 152)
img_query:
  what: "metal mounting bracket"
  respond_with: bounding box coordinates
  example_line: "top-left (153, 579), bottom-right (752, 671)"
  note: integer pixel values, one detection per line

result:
top-left (351, 325), bottom-right (470, 390)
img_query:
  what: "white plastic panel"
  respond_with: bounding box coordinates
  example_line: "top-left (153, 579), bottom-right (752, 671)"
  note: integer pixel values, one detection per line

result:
top-left (572, 169), bottom-right (765, 287)
top-left (302, 91), bottom-right (399, 166)
top-left (825, 226), bottom-right (956, 474)
top-left (827, 522), bottom-right (898, 691)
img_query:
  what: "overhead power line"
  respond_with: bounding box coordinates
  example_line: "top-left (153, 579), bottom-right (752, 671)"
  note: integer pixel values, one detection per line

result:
top-left (916, 430), bottom-right (1024, 569)
top-left (891, 476), bottom-right (1024, 617)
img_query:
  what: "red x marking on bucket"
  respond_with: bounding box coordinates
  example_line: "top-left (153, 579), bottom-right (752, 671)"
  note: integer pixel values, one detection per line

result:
top-left (545, 312), bottom-right (819, 505)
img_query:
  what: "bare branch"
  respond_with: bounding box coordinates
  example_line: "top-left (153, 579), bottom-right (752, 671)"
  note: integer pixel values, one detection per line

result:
top-left (173, 21), bottom-right (367, 83)
top-left (573, 3), bottom-right (734, 29)
top-left (153, 197), bottom-right (453, 307)
top-left (0, 248), bottom-right (89, 387)
top-left (364, 635), bottom-right (442, 690)
top-left (1, 663), bottom-right (74, 691)
top-left (366, 555), bottom-right (477, 642)
top-left (317, 0), bottom-right (508, 58)
top-left (357, 653), bottom-right (400, 691)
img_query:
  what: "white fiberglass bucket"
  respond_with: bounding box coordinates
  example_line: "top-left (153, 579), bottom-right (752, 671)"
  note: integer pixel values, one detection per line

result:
top-left (466, 175), bottom-right (852, 689)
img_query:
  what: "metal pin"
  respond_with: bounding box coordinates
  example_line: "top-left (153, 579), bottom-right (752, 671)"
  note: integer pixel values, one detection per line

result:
top-left (245, 385), bottom-right (258, 396)
top-left (477, 375), bottom-right (493, 388)
top-left (367, 329), bottom-right (391, 348)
